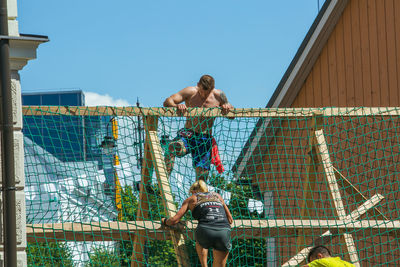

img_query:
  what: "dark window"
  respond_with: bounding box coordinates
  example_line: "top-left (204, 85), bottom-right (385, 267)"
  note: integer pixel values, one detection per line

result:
top-left (42, 94), bottom-right (60, 105)
top-left (22, 95), bottom-right (41, 105)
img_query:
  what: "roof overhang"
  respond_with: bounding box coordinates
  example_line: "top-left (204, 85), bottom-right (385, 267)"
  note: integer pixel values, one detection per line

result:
top-left (1, 33), bottom-right (49, 71)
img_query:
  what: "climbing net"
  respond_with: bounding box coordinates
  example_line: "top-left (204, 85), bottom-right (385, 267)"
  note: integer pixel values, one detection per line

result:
top-left (23, 106), bottom-right (400, 266)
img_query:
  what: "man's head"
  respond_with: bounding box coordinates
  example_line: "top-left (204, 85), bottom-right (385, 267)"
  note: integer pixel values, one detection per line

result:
top-left (198, 75), bottom-right (215, 91)
top-left (307, 245), bottom-right (331, 263)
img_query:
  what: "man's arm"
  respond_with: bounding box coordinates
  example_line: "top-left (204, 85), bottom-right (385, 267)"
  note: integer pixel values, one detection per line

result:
top-left (163, 87), bottom-right (194, 108)
top-left (218, 91), bottom-right (229, 105)
top-left (216, 90), bottom-right (234, 117)
top-left (163, 93), bottom-right (183, 107)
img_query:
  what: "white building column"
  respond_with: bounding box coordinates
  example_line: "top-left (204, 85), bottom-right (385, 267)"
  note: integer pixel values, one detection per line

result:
top-left (0, 0), bottom-right (48, 266)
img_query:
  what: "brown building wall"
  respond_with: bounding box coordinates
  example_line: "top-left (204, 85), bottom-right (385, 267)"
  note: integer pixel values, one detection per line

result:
top-left (258, 116), bottom-right (400, 265)
top-left (252, 0), bottom-right (400, 264)
top-left (293, 0), bottom-right (400, 108)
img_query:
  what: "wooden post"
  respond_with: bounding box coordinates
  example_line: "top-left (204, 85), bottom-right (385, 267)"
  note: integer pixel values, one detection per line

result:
top-left (131, 117), bottom-right (156, 267)
top-left (144, 117), bottom-right (190, 267)
top-left (314, 129), bottom-right (360, 266)
top-left (297, 112), bottom-right (324, 248)
top-left (283, 194), bottom-right (384, 266)
top-left (295, 112), bottom-right (361, 266)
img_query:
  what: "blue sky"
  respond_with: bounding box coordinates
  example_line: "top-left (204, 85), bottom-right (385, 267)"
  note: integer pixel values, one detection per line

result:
top-left (18, 0), bottom-right (324, 108)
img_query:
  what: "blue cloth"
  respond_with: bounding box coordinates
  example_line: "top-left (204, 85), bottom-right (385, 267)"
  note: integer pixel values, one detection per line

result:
top-left (176, 128), bottom-right (212, 170)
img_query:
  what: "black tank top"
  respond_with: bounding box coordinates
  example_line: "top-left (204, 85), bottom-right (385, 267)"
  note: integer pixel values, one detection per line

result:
top-left (191, 192), bottom-right (230, 228)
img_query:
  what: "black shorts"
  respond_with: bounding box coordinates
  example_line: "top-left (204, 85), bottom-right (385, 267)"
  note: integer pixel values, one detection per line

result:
top-left (195, 225), bottom-right (231, 251)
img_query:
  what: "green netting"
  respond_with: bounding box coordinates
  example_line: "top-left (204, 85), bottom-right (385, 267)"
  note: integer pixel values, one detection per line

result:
top-left (22, 106), bottom-right (400, 266)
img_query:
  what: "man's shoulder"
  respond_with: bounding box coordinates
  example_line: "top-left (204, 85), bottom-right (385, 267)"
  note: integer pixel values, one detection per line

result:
top-left (182, 86), bottom-right (198, 94)
top-left (212, 89), bottom-right (226, 99)
top-left (213, 88), bottom-right (222, 94)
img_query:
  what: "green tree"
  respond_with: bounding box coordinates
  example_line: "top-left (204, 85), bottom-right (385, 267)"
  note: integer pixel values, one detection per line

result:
top-left (99, 184), bottom-right (179, 266)
top-left (27, 242), bottom-right (73, 267)
top-left (85, 248), bottom-right (120, 267)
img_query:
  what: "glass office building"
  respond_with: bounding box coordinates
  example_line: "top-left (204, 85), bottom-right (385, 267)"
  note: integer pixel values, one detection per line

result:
top-left (22, 90), bottom-right (107, 164)
top-left (22, 91), bottom-right (118, 265)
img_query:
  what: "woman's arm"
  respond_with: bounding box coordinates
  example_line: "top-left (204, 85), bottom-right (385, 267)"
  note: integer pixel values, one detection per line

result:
top-left (163, 196), bottom-right (192, 226)
top-left (217, 194), bottom-right (233, 225)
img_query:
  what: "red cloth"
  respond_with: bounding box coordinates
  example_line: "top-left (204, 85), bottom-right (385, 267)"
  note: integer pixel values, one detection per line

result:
top-left (211, 138), bottom-right (224, 173)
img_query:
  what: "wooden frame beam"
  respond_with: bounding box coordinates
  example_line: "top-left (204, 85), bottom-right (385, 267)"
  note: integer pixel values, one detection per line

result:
top-left (294, 116), bottom-right (387, 266)
top-left (22, 106), bottom-right (400, 117)
top-left (333, 166), bottom-right (388, 220)
top-left (315, 128), bottom-right (360, 266)
top-left (144, 116), bottom-right (190, 267)
top-left (131, 116), bottom-right (157, 267)
top-left (284, 194), bottom-right (384, 266)
top-left (297, 112), bottom-right (324, 247)
top-left (26, 218), bottom-right (400, 242)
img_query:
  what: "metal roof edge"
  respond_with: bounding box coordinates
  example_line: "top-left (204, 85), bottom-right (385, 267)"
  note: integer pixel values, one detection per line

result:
top-left (19, 33), bottom-right (49, 42)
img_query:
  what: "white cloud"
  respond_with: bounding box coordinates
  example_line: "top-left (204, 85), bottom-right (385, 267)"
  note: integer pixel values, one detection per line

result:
top-left (84, 92), bottom-right (131, 106)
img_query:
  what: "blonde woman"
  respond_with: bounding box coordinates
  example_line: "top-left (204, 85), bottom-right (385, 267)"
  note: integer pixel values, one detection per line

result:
top-left (162, 180), bottom-right (233, 267)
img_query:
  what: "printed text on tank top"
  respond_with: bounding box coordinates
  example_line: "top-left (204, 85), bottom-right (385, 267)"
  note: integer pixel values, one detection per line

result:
top-left (191, 192), bottom-right (230, 229)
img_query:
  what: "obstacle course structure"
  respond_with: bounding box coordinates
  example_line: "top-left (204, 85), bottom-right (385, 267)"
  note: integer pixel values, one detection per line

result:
top-left (23, 106), bottom-right (400, 266)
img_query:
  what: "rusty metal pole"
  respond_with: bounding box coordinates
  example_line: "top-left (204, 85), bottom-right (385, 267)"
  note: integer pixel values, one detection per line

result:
top-left (0, 0), bottom-right (17, 266)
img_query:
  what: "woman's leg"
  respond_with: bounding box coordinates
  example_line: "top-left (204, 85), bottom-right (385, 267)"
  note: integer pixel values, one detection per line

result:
top-left (196, 241), bottom-right (209, 267)
top-left (212, 249), bottom-right (229, 267)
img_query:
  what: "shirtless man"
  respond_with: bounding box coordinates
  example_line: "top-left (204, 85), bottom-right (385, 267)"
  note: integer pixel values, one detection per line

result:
top-left (163, 75), bottom-right (233, 181)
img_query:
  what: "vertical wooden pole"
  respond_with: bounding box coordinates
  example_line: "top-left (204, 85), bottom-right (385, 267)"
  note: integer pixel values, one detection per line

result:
top-left (146, 130), bottom-right (190, 266)
top-left (137, 116), bottom-right (190, 266)
top-left (314, 129), bottom-right (360, 266)
top-left (296, 111), bottom-right (360, 266)
top-left (131, 116), bottom-right (156, 267)
top-left (297, 112), bottom-right (323, 248)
